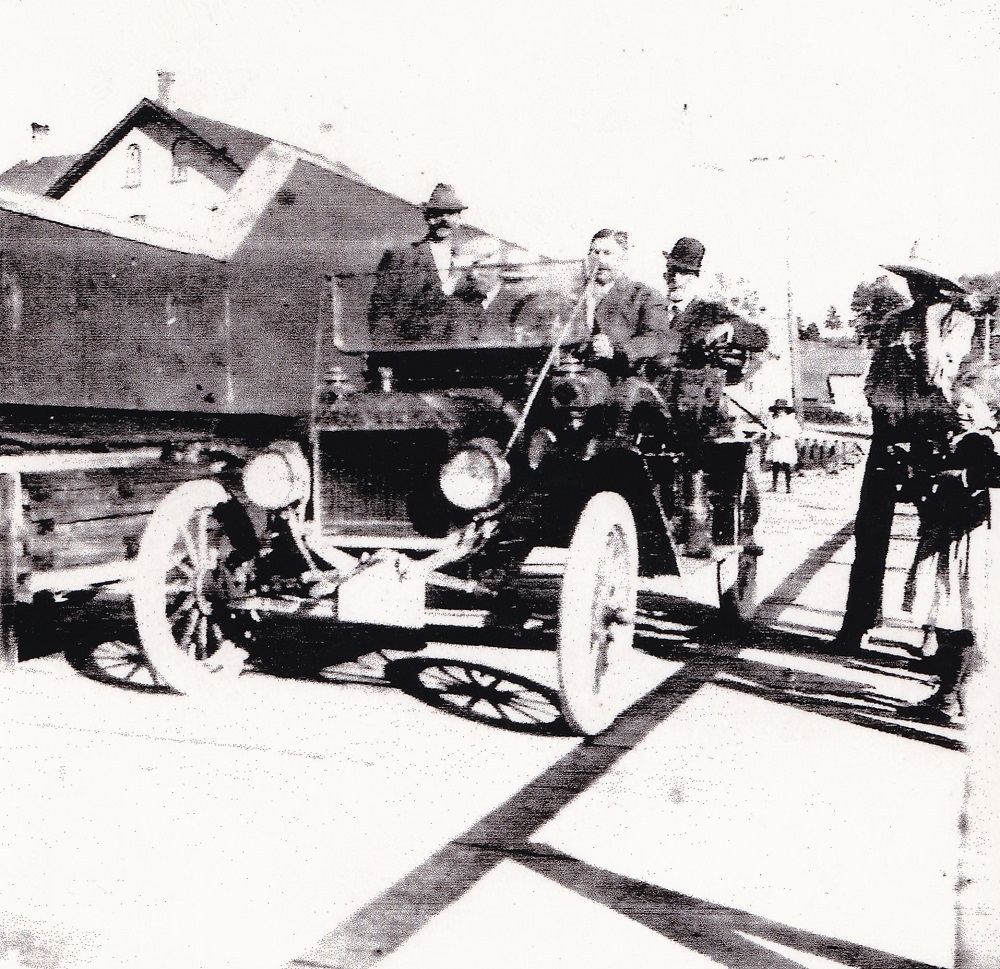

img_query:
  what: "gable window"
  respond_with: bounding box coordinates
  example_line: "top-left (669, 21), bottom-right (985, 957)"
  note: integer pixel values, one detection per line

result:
top-left (170, 137), bottom-right (191, 184)
top-left (124, 143), bottom-right (142, 188)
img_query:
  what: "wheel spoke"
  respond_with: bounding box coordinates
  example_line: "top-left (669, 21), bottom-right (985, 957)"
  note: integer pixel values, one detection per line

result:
top-left (422, 666), bottom-right (471, 690)
top-left (179, 522), bottom-right (199, 567)
top-left (442, 691), bottom-right (476, 708)
top-left (197, 614), bottom-right (209, 660)
top-left (197, 509), bottom-right (210, 570)
top-left (179, 608), bottom-right (200, 656)
top-left (442, 664), bottom-right (474, 684)
top-left (505, 692), bottom-right (556, 714)
top-left (470, 699), bottom-right (503, 720)
top-left (500, 701), bottom-right (554, 724)
top-left (96, 658), bottom-right (139, 672)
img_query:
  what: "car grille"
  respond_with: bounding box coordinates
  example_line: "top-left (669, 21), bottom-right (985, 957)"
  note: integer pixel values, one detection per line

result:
top-left (315, 429), bottom-right (451, 540)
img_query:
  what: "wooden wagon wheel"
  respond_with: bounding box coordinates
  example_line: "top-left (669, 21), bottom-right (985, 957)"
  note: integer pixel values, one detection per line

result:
top-left (557, 491), bottom-right (638, 736)
top-left (133, 480), bottom-right (253, 695)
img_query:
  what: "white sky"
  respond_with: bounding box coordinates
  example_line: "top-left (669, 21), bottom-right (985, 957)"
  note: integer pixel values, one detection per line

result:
top-left (2, 0), bottom-right (999, 322)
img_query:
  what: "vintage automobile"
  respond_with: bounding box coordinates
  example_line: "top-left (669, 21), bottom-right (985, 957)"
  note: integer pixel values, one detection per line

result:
top-left (130, 263), bottom-right (764, 735)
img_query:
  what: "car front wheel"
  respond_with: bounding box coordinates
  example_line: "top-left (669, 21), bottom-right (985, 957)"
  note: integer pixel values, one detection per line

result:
top-left (133, 480), bottom-right (254, 695)
top-left (557, 491), bottom-right (638, 735)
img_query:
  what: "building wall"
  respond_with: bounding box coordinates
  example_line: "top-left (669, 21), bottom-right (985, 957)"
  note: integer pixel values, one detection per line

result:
top-left (60, 128), bottom-right (230, 237)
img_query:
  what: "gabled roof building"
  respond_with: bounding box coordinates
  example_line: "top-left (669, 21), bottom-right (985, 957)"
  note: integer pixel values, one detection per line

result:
top-left (0, 96), bottom-right (493, 417)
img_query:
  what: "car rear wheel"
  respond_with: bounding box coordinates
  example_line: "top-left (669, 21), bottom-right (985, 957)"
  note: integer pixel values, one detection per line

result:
top-left (718, 548), bottom-right (759, 621)
top-left (718, 466), bottom-right (760, 622)
top-left (557, 491), bottom-right (638, 736)
top-left (133, 480), bottom-right (253, 695)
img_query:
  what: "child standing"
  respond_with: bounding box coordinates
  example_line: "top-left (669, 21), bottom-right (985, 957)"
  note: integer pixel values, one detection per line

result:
top-left (902, 368), bottom-right (1000, 720)
top-left (766, 399), bottom-right (801, 493)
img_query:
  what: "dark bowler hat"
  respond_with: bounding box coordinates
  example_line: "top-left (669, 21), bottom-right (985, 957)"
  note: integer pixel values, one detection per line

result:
top-left (663, 237), bottom-right (705, 274)
top-left (768, 398), bottom-right (795, 413)
top-left (424, 183), bottom-right (466, 213)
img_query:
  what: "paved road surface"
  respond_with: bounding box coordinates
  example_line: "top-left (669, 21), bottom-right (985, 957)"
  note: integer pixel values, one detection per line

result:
top-left (0, 464), bottom-right (965, 969)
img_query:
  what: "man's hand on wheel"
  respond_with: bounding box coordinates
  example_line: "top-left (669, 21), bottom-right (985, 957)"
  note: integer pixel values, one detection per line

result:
top-left (590, 333), bottom-right (614, 359)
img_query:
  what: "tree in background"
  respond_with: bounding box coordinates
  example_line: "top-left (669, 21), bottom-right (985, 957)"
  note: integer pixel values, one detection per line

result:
top-left (797, 317), bottom-right (822, 341)
top-left (849, 275), bottom-right (907, 347)
top-left (824, 305), bottom-right (844, 333)
top-left (960, 271), bottom-right (1000, 315)
top-left (959, 271), bottom-right (1000, 367)
top-left (705, 272), bottom-right (766, 320)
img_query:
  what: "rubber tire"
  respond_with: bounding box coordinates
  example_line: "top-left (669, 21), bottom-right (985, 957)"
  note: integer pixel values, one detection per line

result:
top-left (557, 491), bottom-right (639, 736)
top-left (719, 465), bottom-right (760, 622)
top-left (133, 480), bottom-right (250, 696)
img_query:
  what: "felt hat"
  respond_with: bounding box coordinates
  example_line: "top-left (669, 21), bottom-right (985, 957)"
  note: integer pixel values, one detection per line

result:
top-left (880, 257), bottom-right (966, 295)
top-left (424, 183), bottom-right (466, 213)
top-left (768, 398), bottom-right (795, 413)
top-left (663, 237), bottom-right (705, 274)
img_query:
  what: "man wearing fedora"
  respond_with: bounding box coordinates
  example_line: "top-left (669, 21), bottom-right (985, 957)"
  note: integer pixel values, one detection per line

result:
top-left (835, 258), bottom-right (976, 655)
top-left (368, 182), bottom-right (468, 342)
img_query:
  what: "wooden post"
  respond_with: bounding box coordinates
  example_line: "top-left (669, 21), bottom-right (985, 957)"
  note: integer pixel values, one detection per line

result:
top-left (0, 472), bottom-right (23, 673)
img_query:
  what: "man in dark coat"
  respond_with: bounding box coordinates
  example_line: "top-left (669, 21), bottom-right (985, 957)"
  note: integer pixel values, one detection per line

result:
top-left (663, 236), bottom-right (770, 384)
top-left (451, 239), bottom-right (556, 344)
top-left (368, 183), bottom-right (467, 342)
top-left (659, 237), bottom-right (771, 556)
top-left (834, 261), bottom-right (975, 654)
top-left (585, 229), bottom-right (675, 375)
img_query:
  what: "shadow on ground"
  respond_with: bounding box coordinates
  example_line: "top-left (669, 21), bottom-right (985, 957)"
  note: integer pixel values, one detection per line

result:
top-left (33, 587), bottom-right (960, 752)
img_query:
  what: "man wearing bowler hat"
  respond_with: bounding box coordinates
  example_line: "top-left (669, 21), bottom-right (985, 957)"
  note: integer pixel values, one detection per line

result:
top-left (368, 182), bottom-right (468, 342)
top-left (835, 257), bottom-right (976, 655)
top-left (663, 236), bottom-right (770, 384)
top-left (660, 237), bottom-right (770, 556)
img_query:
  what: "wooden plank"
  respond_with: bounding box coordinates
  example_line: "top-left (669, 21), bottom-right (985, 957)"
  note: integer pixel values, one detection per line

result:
top-left (20, 460), bottom-right (215, 495)
top-left (29, 513), bottom-right (152, 572)
top-left (0, 473), bottom-right (23, 672)
top-left (26, 561), bottom-right (134, 595)
top-left (23, 481), bottom-right (178, 524)
top-left (0, 447), bottom-right (164, 475)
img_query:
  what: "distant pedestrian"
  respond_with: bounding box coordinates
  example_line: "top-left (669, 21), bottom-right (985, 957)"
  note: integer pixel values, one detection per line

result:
top-left (765, 399), bottom-right (800, 493)
top-left (901, 366), bottom-right (1000, 720)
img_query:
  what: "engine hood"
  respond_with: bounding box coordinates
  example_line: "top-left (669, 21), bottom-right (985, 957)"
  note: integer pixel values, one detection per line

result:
top-left (317, 388), bottom-right (513, 434)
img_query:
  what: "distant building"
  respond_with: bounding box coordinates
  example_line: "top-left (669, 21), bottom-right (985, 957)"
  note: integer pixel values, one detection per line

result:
top-left (0, 154), bottom-right (80, 194)
top-left (0, 98), bottom-right (366, 239)
top-left (0, 92), bottom-right (505, 416)
top-left (797, 339), bottom-right (870, 422)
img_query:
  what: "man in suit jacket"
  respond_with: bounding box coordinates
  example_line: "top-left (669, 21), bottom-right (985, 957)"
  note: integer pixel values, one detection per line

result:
top-left (660, 237), bottom-right (770, 556)
top-left (663, 236), bottom-right (770, 385)
top-left (585, 229), bottom-right (675, 376)
top-left (450, 240), bottom-right (559, 345)
top-left (368, 183), bottom-right (467, 343)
